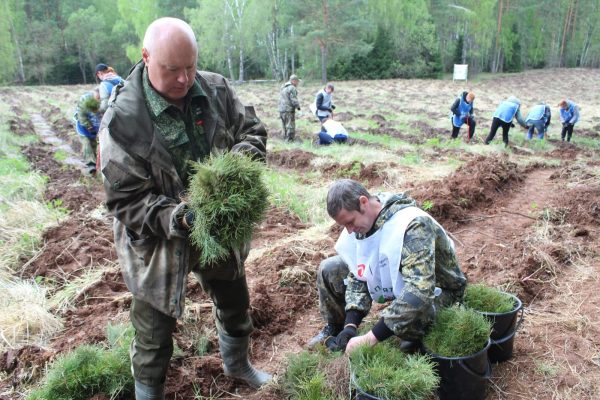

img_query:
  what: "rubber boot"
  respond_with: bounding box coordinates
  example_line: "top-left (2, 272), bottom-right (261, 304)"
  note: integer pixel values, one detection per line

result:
top-left (218, 333), bottom-right (272, 388)
top-left (134, 381), bottom-right (165, 400)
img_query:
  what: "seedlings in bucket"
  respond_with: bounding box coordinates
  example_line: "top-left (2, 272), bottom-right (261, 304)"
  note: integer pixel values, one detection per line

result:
top-left (423, 305), bottom-right (491, 357)
top-left (463, 284), bottom-right (516, 314)
top-left (187, 153), bottom-right (269, 265)
top-left (350, 339), bottom-right (439, 400)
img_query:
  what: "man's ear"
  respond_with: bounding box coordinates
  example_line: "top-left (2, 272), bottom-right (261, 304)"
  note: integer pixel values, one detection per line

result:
top-left (358, 195), bottom-right (369, 210)
top-left (142, 48), bottom-right (150, 64)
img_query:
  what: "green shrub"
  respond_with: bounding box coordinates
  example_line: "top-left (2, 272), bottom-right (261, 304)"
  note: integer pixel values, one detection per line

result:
top-left (463, 284), bottom-right (516, 314)
top-left (27, 324), bottom-right (134, 400)
top-left (423, 306), bottom-right (491, 357)
top-left (188, 153), bottom-right (269, 265)
top-left (350, 340), bottom-right (439, 400)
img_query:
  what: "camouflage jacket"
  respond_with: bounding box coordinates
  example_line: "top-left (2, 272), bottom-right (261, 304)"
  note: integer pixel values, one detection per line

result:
top-left (345, 193), bottom-right (467, 339)
top-left (99, 61), bottom-right (267, 318)
top-left (278, 81), bottom-right (300, 112)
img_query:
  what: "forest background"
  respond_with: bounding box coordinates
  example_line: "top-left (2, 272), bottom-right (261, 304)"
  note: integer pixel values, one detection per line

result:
top-left (0, 0), bottom-right (598, 85)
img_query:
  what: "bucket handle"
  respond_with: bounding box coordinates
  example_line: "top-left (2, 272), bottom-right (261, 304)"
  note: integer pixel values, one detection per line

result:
top-left (458, 359), bottom-right (492, 380)
top-left (514, 303), bottom-right (525, 332)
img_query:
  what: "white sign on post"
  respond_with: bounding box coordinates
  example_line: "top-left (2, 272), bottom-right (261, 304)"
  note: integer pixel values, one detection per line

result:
top-left (453, 64), bottom-right (468, 82)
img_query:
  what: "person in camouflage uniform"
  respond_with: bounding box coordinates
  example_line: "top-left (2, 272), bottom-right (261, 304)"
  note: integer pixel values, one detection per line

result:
top-left (99, 17), bottom-right (270, 400)
top-left (74, 87), bottom-right (102, 174)
top-left (308, 179), bottom-right (467, 354)
top-left (278, 74), bottom-right (301, 142)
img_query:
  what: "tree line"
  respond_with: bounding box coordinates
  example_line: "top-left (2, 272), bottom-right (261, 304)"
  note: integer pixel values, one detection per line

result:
top-left (1, 0), bottom-right (599, 85)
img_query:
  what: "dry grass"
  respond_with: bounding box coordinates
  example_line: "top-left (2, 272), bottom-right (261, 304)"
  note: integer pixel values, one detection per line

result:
top-left (0, 200), bottom-right (65, 274)
top-left (48, 266), bottom-right (108, 312)
top-left (0, 278), bottom-right (62, 351)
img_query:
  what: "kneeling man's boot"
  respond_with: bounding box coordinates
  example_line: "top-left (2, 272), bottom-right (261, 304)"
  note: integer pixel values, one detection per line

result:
top-left (134, 381), bottom-right (165, 400)
top-left (218, 332), bottom-right (272, 388)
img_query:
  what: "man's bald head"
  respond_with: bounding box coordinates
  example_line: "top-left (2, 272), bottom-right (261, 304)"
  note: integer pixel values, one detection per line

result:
top-left (143, 17), bottom-right (197, 55)
top-left (141, 17), bottom-right (198, 105)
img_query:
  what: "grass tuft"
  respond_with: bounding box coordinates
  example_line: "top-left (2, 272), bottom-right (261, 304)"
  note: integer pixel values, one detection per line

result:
top-left (463, 283), bottom-right (516, 313)
top-left (0, 279), bottom-right (62, 350)
top-left (423, 305), bottom-right (491, 357)
top-left (188, 153), bottom-right (269, 265)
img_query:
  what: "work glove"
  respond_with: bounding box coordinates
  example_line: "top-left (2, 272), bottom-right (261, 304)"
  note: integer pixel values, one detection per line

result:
top-left (325, 325), bottom-right (357, 352)
top-left (179, 208), bottom-right (195, 230)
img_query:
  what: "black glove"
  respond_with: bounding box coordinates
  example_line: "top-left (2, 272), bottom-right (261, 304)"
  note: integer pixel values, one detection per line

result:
top-left (510, 123), bottom-right (515, 128)
top-left (331, 105), bottom-right (336, 110)
top-left (326, 325), bottom-right (357, 352)
top-left (179, 209), bottom-right (195, 230)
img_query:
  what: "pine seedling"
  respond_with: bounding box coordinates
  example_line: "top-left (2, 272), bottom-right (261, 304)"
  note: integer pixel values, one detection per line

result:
top-left (463, 283), bottom-right (516, 314)
top-left (27, 324), bottom-right (134, 400)
top-left (423, 305), bottom-right (491, 357)
top-left (187, 153), bottom-right (269, 265)
top-left (350, 340), bottom-right (439, 400)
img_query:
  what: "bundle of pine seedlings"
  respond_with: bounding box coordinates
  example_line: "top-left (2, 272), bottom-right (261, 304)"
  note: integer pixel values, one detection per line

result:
top-left (463, 283), bottom-right (516, 313)
top-left (27, 324), bottom-right (134, 400)
top-left (350, 338), bottom-right (439, 400)
top-left (281, 349), bottom-right (349, 400)
top-left (423, 305), bottom-right (491, 357)
top-left (187, 152), bottom-right (269, 265)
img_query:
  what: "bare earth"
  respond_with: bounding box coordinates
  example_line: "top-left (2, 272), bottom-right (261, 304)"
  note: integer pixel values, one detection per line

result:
top-left (0, 69), bottom-right (599, 399)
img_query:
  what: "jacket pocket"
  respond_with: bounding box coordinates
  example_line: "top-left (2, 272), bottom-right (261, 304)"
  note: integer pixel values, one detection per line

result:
top-left (126, 228), bottom-right (157, 265)
top-left (103, 159), bottom-right (150, 192)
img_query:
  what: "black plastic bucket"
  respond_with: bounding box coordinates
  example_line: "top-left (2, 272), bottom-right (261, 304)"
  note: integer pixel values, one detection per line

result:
top-left (478, 293), bottom-right (524, 363)
top-left (427, 339), bottom-right (492, 400)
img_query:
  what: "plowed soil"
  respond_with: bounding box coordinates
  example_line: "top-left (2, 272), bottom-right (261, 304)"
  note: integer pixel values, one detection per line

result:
top-left (1, 73), bottom-right (599, 400)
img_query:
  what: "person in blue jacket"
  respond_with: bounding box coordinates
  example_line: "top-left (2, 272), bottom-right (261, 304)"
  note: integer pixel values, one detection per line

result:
top-left (525, 103), bottom-right (551, 140)
top-left (95, 63), bottom-right (124, 114)
top-left (450, 91), bottom-right (476, 141)
top-left (558, 99), bottom-right (580, 142)
top-left (484, 96), bottom-right (527, 146)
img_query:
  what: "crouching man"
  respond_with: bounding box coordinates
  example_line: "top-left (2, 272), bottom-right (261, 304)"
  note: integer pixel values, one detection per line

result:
top-left (308, 179), bottom-right (467, 353)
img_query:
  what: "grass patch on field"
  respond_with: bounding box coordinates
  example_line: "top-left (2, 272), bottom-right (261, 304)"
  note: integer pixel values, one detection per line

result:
top-left (48, 267), bottom-right (107, 312)
top-left (573, 135), bottom-right (600, 149)
top-left (0, 200), bottom-right (66, 272)
top-left (350, 131), bottom-right (412, 150)
top-left (27, 323), bottom-right (134, 400)
top-left (0, 279), bottom-right (62, 351)
top-left (263, 168), bottom-right (328, 225)
top-left (53, 149), bottom-right (69, 162)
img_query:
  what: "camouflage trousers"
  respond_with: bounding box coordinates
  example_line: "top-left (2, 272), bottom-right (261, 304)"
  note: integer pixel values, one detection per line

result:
top-left (130, 270), bottom-right (253, 386)
top-left (78, 135), bottom-right (98, 166)
top-left (316, 256), bottom-right (350, 325)
top-left (317, 255), bottom-right (465, 341)
top-left (280, 111), bottom-right (296, 142)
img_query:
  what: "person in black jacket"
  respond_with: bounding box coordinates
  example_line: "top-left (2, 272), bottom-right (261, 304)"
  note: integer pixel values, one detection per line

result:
top-left (450, 91), bottom-right (476, 141)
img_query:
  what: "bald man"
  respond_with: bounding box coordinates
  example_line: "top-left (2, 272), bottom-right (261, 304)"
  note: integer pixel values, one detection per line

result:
top-left (99, 17), bottom-right (270, 399)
